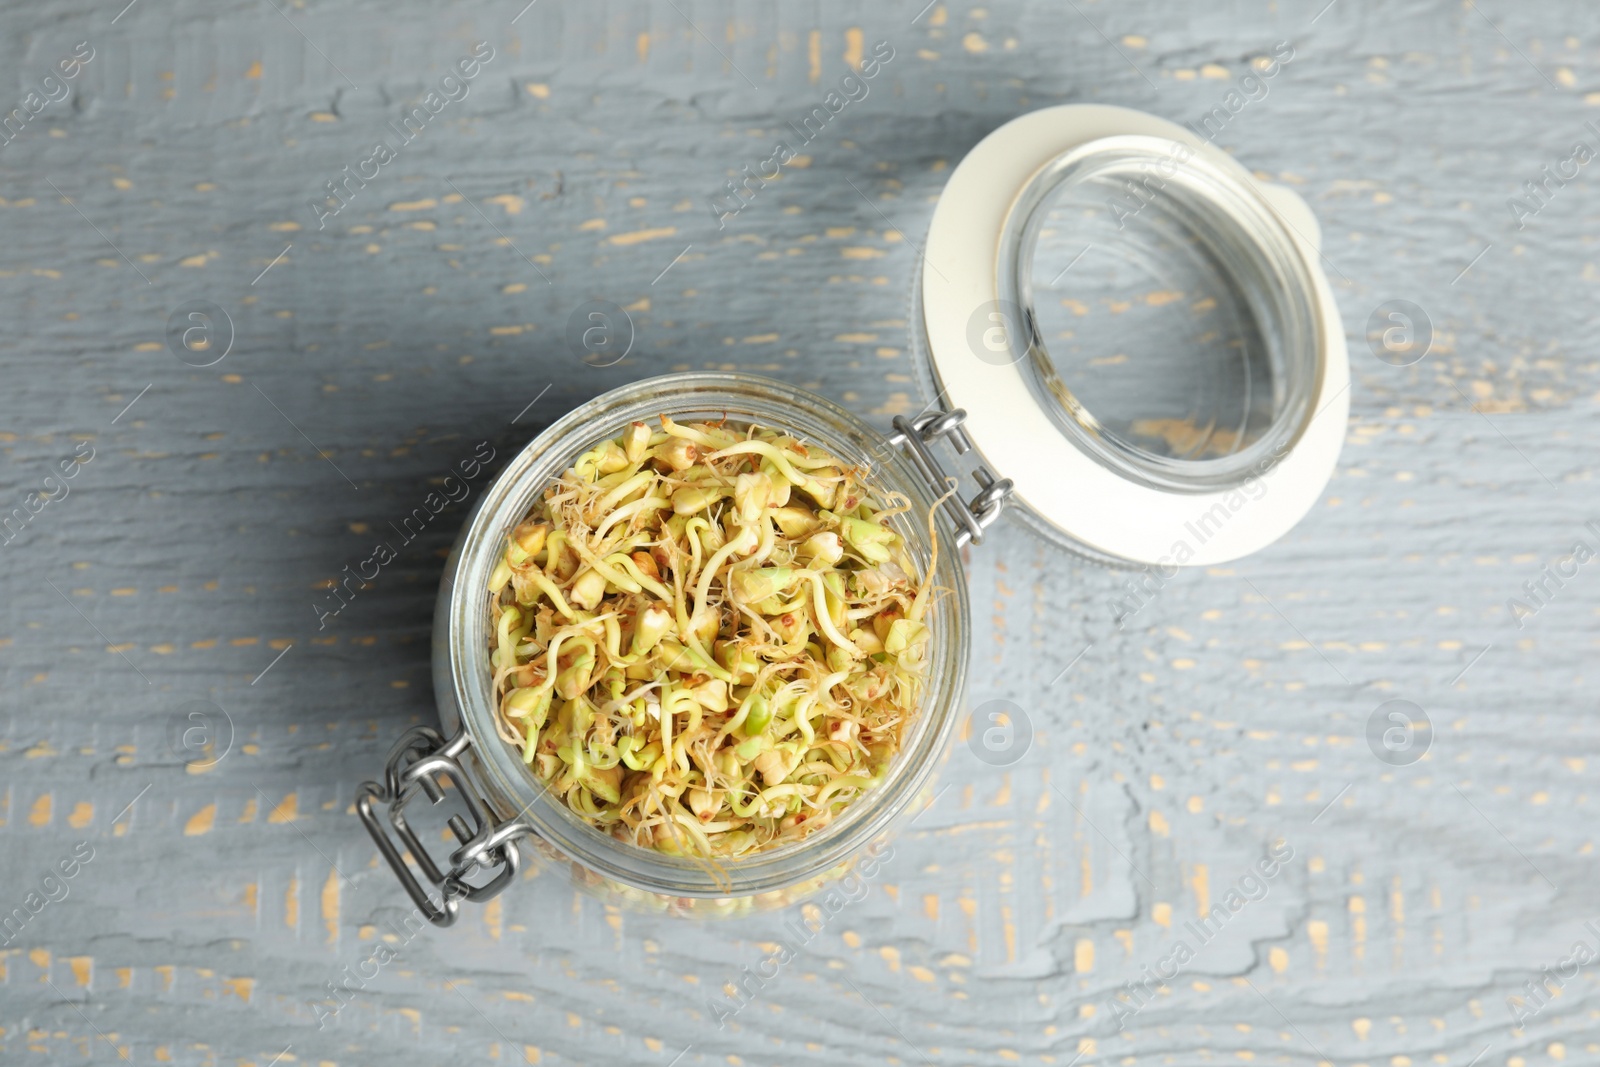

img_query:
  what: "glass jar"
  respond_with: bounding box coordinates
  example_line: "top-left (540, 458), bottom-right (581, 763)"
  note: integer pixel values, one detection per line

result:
top-left (359, 373), bottom-right (997, 922)
top-left (358, 103), bottom-right (1349, 925)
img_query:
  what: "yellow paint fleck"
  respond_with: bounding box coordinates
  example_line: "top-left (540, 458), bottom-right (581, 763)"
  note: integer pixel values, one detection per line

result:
top-left (1074, 938), bottom-right (1094, 972)
top-left (245, 60), bottom-right (262, 79)
top-left (389, 198), bottom-right (437, 212)
top-left (636, 31), bottom-right (650, 63)
top-left (309, 111), bottom-right (338, 122)
top-left (267, 793), bottom-right (297, 823)
top-left (28, 794), bottom-right (50, 827)
top-left (503, 282), bottom-right (527, 294)
top-left (607, 226), bottom-right (677, 246)
top-left (1148, 809), bottom-right (1170, 837)
top-left (962, 32), bottom-right (988, 53)
top-left (808, 30), bottom-right (821, 83)
top-left (490, 325), bottom-right (525, 336)
top-left (30, 948), bottom-right (51, 970)
top-left (179, 253), bottom-right (208, 268)
top-left (1308, 919), bottom-right (1328, 967)
top-left (487, 194), bottom-right (525, 215)
top-left (1186, 795), bottom-right (1204, 814)
top-left (67, 956), bottom-right (92, 986)
top-left (1352, 1016), bottom-right (1371, 1040)
top-left (223, 976), bottom-right (254, 1002)
top-left (184, 803), bottom-right (217, 836)
top-left (841, 247), bottom-right (885, 259)
top-left (1153, 902), bottom-right (1171, 927)
top-left (286, 876), bottom-right (299, 929)
top-left (844, 27), bottom-right (864, 70)
top-left (526, 83), bottom-right (550, 99)
top-left (1192, 864), bottom-right (1210, 916)
top-left (1200, 63), bottom-right (1229, 79)
top-left (322, 868), bottom-right (340, 944)
top-left (524, 1046), bottom-right (542, 1064)
top-left (485, 896), bottom-right (503, 940)
top-left (1269, 946), bottom-right (1288, 973)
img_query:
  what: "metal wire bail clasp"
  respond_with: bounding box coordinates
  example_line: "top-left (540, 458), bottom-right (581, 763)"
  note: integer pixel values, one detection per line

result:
top-left (356, 724), bottom-right (532, 927)
top-left (888, 407), bottom-right (1014, 547)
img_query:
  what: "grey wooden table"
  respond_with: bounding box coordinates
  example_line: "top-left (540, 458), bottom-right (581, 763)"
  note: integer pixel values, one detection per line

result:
top-left (3, 1), bottom-right (1597, 1064)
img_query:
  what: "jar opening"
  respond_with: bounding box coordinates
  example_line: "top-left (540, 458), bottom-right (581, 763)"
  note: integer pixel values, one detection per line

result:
top-left (1000, 135), bottom-right (1320, 492)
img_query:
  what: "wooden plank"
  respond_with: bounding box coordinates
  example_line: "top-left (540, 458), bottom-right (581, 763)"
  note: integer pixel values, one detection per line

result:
top-left (1, 1), bottom-right (1595, 1064)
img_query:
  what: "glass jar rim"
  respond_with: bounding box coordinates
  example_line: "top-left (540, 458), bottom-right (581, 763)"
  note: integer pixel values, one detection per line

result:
top-left (915, 105), bottom-right (1349, 568)
top-left (998, 134), bottom-right (1321, 493)
top-left (435, 372), bottom-right (970, 900)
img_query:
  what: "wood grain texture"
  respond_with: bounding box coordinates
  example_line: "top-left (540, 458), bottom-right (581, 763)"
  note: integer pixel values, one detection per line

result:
top-left (2, 1), bottom-right (1597, 1064)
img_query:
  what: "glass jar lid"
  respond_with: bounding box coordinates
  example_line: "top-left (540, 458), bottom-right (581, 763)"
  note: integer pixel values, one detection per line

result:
top-left (918, 105), bottom-right (1348, 566)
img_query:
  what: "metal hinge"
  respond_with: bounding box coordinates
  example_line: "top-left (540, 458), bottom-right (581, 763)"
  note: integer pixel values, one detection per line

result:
top-left (887, 408), bottom-right (1014, 548)
top-left (356, 725), bottom-right (533, 926)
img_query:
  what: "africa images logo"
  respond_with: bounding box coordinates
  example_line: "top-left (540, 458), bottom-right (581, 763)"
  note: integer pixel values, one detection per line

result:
top-left (309, 42), bottom-right (495, 230)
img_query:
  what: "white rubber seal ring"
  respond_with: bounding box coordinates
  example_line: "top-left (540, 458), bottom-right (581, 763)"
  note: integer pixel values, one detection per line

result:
top-left (922, 104), bottom-right (1348, 567)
